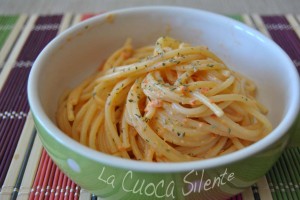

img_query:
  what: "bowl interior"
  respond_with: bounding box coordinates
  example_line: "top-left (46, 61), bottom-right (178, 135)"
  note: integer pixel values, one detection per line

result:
top-left (29, 7), bottom-right (299, 170)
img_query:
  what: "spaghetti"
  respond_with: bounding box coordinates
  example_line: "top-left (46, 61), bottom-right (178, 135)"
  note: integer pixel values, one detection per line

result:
top-left (56, 37), bottom-right (272, 162)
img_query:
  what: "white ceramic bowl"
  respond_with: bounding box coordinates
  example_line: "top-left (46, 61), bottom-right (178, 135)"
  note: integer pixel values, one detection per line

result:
top-left (28, 6), bottom-right (300, 200)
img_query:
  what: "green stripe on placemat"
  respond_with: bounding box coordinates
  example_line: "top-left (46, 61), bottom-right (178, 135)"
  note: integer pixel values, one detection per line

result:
top-left (228, 14), bottom-right (244, 22)
top-left (0, 15), bottom-right (19, 50)
top-left (266, 147), bottom-right (300, 199)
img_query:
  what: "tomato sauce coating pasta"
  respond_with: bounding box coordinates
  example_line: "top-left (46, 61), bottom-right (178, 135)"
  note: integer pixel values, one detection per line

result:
top-left (56, 37), bottom-right (272, 162)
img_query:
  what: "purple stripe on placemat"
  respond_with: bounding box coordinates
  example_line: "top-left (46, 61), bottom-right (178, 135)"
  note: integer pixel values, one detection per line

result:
top-left (17, 15), bottom-right (62, 62)
top-left (261, 15), bottom-right (300, 73)
top-left (34, 15), bottom-right (62, 25)
top-left (0, 118), bottom-right (27, 186)
top-left (0, 15), bottom-right (62, 187)
top-left (0, 67), bottom-right (30, 111)
top-left (229, 193), bottom-right (243, 200)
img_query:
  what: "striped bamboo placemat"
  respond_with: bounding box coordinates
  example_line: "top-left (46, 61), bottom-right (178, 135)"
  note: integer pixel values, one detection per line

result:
top-left (0, 12), bottom-right (299, 200)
